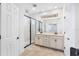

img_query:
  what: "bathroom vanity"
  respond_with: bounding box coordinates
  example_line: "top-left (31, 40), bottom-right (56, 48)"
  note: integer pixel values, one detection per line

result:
top-left (35, 33), bottom-right (64, 51)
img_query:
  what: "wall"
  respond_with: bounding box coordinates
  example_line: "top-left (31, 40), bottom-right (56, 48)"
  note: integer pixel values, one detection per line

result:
top-left (0, 4), bottom-right (1, 55)
top-left (64, 4), bottom-right (76, 56)
top-left (0, 4), bottom-right (1, 34)
top-left (75, 4), bottom-right (79, 48)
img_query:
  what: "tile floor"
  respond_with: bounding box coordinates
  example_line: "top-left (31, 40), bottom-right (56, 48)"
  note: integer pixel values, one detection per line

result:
top-left (20, 44), bottom-right (64, 56)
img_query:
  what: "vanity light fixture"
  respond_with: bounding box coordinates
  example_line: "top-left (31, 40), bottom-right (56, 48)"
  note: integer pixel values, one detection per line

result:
top-left (41, 13), bottom-right (58, 18)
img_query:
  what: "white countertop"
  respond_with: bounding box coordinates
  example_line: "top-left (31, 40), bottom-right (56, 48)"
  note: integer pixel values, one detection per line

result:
top-left (36, 32), bottom-right (64, 37)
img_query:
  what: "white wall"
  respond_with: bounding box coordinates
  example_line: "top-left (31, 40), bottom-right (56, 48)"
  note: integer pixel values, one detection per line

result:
top-left (0, 4), bottom-right (1, 34)
top-left (75, 4), bottom-right (79, 48)
top-left (0, 3), bottom-right (1, 56)
top-left (64, 4), bottom-right (76, 56)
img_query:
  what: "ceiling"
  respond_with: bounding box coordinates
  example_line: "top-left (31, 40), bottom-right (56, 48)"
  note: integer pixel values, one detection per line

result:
top-left (15, 3), bottom-right (65, 15)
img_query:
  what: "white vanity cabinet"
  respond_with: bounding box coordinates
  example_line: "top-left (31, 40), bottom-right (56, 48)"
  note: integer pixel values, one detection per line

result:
top-left (35, 33), bottom-right (64, 51)
top-left (55, 36), bottom-right (64, 50)
top-left (49, 36), bottom-right (56, 48)
top-left (35, 34), bottom-right (44, 46)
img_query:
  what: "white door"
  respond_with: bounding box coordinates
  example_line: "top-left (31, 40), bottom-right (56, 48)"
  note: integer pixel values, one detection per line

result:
top-left (24, 17), bottom-right (30, 47)
top-left (1, 3), bottom-right (20, 56)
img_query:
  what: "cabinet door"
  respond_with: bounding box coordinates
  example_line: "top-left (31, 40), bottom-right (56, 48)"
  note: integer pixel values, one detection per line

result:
top-left (43, 35), bottom-right (50, 47)
top-left (55, 37), bottom-right (64, 50)
top-left (50, 36), bottom-right (56, 48)
top-left (35, 35), bottom-right (38, 44)
top-left (38, 35), bottom-right (43, 45)
top-left (35, 34), bottom-right (42, 45)
top-left (42, 35), bottom-right (47, 46)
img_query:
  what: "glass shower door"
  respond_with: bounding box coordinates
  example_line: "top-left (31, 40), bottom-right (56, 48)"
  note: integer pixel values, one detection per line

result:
top-left (31, 19), bottom-right (36, 43)
top-left (24, 17), bottom-right (30, 47)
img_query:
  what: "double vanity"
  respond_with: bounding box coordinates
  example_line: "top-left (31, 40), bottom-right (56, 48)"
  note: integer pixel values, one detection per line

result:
top-left (35, 33), bottom-right (64, 51)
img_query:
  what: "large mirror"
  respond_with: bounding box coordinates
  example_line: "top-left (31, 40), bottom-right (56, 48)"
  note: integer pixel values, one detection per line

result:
top-left (35, 20), bottom-right (57, 33)
top-left (45, 23), bottom-right (57, 33)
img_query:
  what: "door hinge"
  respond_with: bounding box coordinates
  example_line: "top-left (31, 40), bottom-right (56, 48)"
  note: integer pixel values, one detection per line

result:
top-left (0, 35), bottom-right (1, 40)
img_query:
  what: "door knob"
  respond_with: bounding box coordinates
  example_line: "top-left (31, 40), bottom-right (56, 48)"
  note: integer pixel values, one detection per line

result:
top-left (67, 38), bottom-right (70, 40)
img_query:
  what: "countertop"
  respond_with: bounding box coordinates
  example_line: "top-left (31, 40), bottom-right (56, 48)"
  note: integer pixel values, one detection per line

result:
top-left (36, 32), bottom-right (64, 37)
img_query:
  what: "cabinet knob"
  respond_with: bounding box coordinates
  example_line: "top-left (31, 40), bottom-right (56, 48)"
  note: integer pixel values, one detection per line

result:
top-left (55, 39), bottom-right (57, 42)
top-left (16, 37), bottom-right (19, 40)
